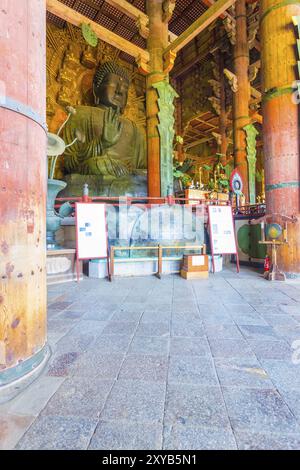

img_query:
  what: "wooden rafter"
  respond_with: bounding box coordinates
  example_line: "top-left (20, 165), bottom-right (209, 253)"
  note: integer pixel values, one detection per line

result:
top-left (201, 0), bottom-right (235, 22)
top-left (164, 0), bottom-right (236, 56)
top-left (46, 0), bottom-right (149, 63)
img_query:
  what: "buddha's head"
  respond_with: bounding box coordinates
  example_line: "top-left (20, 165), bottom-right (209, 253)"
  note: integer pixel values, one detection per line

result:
top-left (93, 61), bottom-right (130, 113)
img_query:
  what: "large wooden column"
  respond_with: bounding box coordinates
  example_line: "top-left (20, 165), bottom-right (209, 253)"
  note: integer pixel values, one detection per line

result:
top-left (146, 0), bottom-right (169, 197)
top-left (260, 0), bottom-right (300, 276)
top-left (233, 0), bottom-right (250, 201)
top-left (0, 0), bottom-right (48, 400)
top-left (219, 52), bottom-right (228, 163)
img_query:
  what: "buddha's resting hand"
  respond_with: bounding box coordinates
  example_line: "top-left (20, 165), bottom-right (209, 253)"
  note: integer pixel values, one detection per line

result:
top-left (81, 155), bottom-right (130, 177)
top-left (101, 107), bottom-right (123, 150)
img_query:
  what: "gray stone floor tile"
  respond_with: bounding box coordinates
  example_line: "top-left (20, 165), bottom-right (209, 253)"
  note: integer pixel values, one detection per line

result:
top-left (168, 356), bottom-right (218, 386)
top-left (215, 357), bottom-right (273, 388)
top-left (205, 324), bottom-right (244, 340)
top-left (47, 351), bottom-right (82, 377)
top-left (89, 334), bottom-right (132, 354)
top-left (54, 332), bottom-right (98, 355)
top-left (239, 324), bottom-right (281, 341)
top-left (0, 377), bottom-right (64, 417)
top-left (223, 387), bottom-right (300, 434)
top-left (209, 339), bottom-right (256, 359)
top-left (247, 339), bottom-right (292, 360)
top-left (164, 384), bottom-right (230, 428)
top-left (0, 414), bottom-right (35, 450)
top-left (263, 314), bottom-right (299, 328)
top-left (89, 420), bottom-right (162, 450)
top-left (163, 424), bottom-right (237, 450)
top-left (69, 353), bottom-right (124, 379)
top-left (259, 359), bottom-right (300, 391)
top-left (82, 310), bottom-right (115, 321)
top-left (230, 312), bottom-right (268, 326)
top-left (141, 309), bottom-right (171, 323)
top-left (119, 355), bottom-right (168, 382)
top-left (171, 321), bottom-right (205, 338)
top-left (223, 304), bottom-right (255, 314)
top-left (278, 389), bottom-right (300, 420)
top-left (100, 380), bottom-right (165, 424)
top-left (135, 322), bottom-right (170, 337)
top-left (15, 415), bottom-right (98, 450)
top-left (170, 337), bottom-right (210, 357)
top-left (128, 336), bottom-right (169, 356)
top-left (100, 321), bottom-right (137, 336)
top-left (42, 377), bottom-right (113, 418)
top-left (69, 320), bottom-right (108, 336)
top-left (234, 431), bottom-right (300, 450)
top-left (111, 310), bottom-right (143, 322)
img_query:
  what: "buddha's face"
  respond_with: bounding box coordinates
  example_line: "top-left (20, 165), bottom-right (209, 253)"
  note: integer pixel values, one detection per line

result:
top-left (95, 72), bottom-right (129, 112)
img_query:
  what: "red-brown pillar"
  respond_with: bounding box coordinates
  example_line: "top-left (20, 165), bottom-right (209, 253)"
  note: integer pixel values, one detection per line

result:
top-left (219, 52), bottom-right (228, 163)
top-left (0, 0), bottom-right (48, 399)
top-left (233, 0), bottom-right (250, 201)
top-left (146, 0), bottom-right (169, 197)
top-left (260, 0), bottom-right (300, 276)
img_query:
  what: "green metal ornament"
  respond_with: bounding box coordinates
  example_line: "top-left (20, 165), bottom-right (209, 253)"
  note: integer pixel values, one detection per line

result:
top-left (81, 23), bottom-right (98, 47)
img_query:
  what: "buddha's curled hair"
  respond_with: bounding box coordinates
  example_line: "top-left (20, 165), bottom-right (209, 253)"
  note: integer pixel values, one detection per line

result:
top-left (93, 61), bottom-right (131, 89)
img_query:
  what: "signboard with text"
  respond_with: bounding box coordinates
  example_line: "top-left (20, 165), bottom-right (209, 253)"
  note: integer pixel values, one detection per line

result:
top-left (75, 203), bottom-right (108, 260)
top-left (208, 205), bottom-right (239, 273)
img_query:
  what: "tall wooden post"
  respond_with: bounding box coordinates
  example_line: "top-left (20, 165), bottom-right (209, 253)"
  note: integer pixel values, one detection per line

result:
top-left (233, 0), bottom-right (250, 201)
top-left (146, 0), bottom-right (169, 197)
top-left (0, 0), bottom-right (48, 401)
top-left (260, 0), bottom-right (300, 276)
top-left (219, 52), bottom-right (228, 163)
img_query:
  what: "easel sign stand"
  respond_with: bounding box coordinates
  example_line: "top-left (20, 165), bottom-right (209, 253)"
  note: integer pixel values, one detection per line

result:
top-left (208, 204), bottom-right (240, 273)
top-left (75, 202), bottom-right (110, 282)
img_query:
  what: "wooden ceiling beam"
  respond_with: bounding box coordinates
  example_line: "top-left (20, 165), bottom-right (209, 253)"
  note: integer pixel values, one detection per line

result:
top-left (164, 0), bottom-right (236, 56)
top-left (46, 0), bottom-right (149, 63)
top-left (200, 0), bottom-right (235, 21)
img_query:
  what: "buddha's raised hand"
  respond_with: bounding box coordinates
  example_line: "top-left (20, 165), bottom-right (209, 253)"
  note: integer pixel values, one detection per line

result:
top-left (102, 106), bottom-right (123, 149)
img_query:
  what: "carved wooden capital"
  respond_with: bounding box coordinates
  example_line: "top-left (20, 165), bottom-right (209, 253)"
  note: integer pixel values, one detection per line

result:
top-left (135, 54), bottom-right (150, 75)
top-left (136, 15), bottom-right (149, 39)
top-left (162, 0), bottom-right (176, 23)
top-left (163, 50), bottom-right (177, 74)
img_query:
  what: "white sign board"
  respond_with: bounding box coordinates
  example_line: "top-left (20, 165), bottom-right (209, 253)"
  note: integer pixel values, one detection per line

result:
top-left (76, 203), bottom-right (108, 260)
top-left (208, 205), bottom-right (237, 255)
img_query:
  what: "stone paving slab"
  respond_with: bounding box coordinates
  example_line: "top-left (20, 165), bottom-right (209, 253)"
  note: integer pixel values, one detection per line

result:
top-left (89, 420), bottom-right (163, 450)
top-left (100, 380), bottom-right (165, 424)
top-left (208, 339), bottom-right (256, 359)
top-left (234, 431), bottom-right (300, 450)
top-left (2, 267), bottom-right (300, 450)
top-left (222, 387), bottom-right (300, 434)
top-left (164, 384), bottom-right (231, 428)
top-left (0, 376), bottom-right (64, 417)
top-left (119, 354), bottom-right (168, 382)
top-left (128, 336), bottom-right (169, 356)
top-left (215, 357), bottom-right (273, 388)
top-left (163, 424), bottom-right (237, 450)
top-left (168, 356), bottom-right (219, 386)
top-left (169, 337), bottom-right (210, 357)
top-left (42, 377), bottom-right (113, 418)
top-left (15, 415), bottom-right (98, 450)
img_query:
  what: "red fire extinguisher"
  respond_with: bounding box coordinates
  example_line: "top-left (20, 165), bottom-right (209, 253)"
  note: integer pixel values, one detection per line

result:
top-left (264, 256), bottom-right (270, 274)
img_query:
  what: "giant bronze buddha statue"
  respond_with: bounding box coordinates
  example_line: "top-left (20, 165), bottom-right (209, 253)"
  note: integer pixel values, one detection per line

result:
top-left (62, 61), bottom-right (147, 196)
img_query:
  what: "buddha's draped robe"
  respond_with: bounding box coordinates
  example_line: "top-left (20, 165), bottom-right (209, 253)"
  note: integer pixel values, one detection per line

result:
top-left (63, 105), bottom-right (146, 177)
